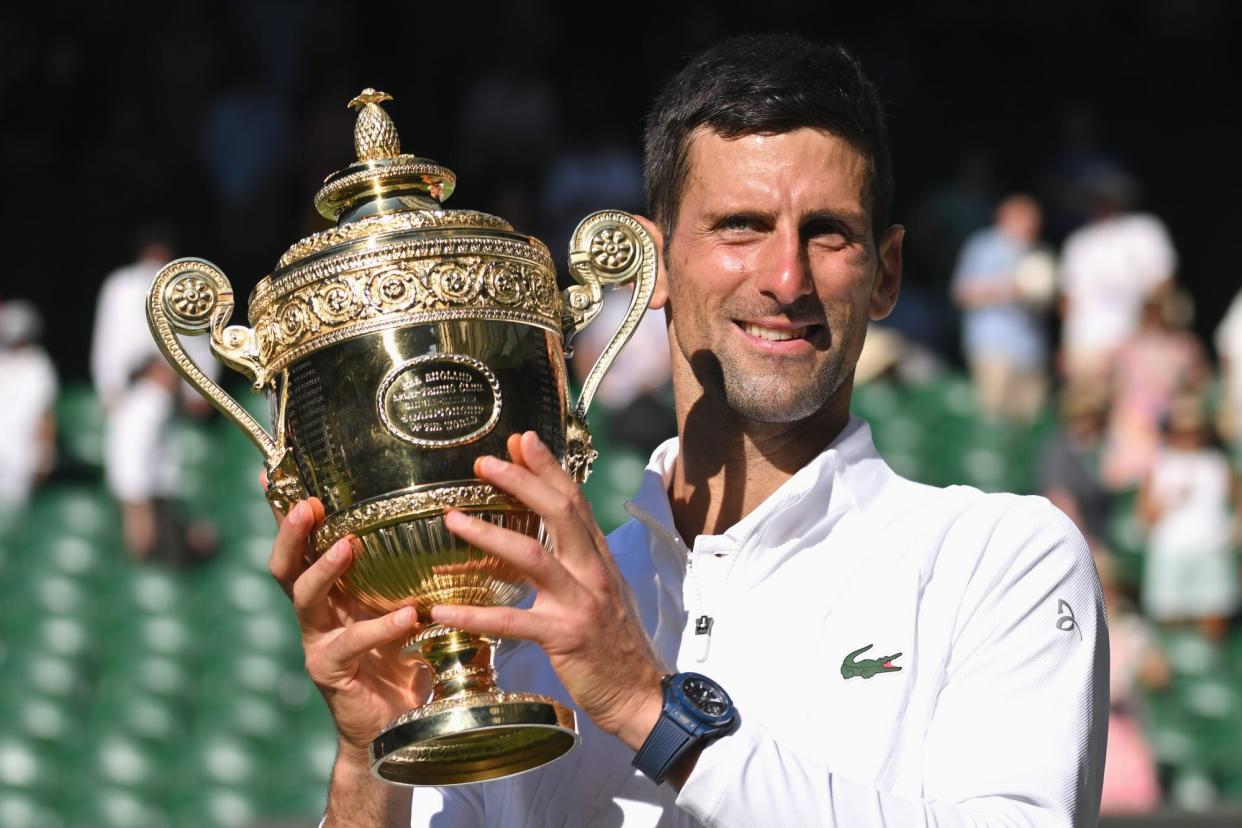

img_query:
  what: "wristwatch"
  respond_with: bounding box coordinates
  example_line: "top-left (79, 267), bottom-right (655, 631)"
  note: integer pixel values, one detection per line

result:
top-left (632, 672), bottom-right (738, 784)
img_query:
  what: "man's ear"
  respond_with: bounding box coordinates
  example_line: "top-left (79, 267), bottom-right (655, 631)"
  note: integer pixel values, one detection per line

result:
top-left (869, 224), bottom-right (904, 321)
top-left (634, 215), bottom-right (669, 309)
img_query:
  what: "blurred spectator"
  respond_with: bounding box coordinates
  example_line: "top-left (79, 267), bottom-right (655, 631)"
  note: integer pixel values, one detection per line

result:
top-left (1096, 550), bottom-right (1167, 814)
top-left (1101, 290), bottom-right (1207, 490)
top-left (896, 148), bottom-right (997, 359)
top-left (571, 286), bottom-right (674, 457)
top-left (1058, 165), bottom-right (1177, 385)
top-left (1215, 287), bottom-right (1242, 447)
top-left (539, 107), bottom-right (645, 261)
top-left (1036, 104), bottom-right (1124, 241)
top-left (90, 224), bottom-right (217, 562)
top-left (950, 194), bottom-right (1054, 422)
top-left (0, 300), bottom-right (57, 514)
top-left (1138, 396), bottom-right (1240, 641)
top-left (854, 325), bottom-right (945, 386)
top-left (457, 48), bottom-right (560, 222)
top-left (1038, 383), bottom-right (1112, 546)
top-left (198, 55), bottom-right (295, 273)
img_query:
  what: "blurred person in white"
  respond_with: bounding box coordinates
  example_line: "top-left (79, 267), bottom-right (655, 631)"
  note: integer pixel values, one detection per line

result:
top-left (1101, 290), bottom-right (1207, 490)
top-left (571, 286), bottom-right (674, 455)
top-left (1058, 165), bottom-right (1176, 385)
top-left (1216, 288), bottom-right (1242, 446)
top-left (1094, 550), bottom-right (1166, 815)
top-left (90, 223), bottom-right (217, 559)
top-left (1138, 396), bottom-right (1240, 642)
top-left (950, 194), bottom-right (1054, 421)
top-left (0, 300), bottom-right (57, 516)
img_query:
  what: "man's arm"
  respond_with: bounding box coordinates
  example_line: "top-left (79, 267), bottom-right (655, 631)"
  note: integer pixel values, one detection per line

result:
top-left (673, 500), bottom-right (1107, 827)
top-left (323, 747), bottom-right (412, 827)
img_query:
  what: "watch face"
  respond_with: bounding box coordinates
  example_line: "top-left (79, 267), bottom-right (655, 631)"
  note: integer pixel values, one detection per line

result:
top-left (681, 676), bottom-right (729, 718)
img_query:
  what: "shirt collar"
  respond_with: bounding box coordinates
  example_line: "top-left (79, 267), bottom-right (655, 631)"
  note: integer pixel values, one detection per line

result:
top-left (624, 414), bottom-right (883, 559)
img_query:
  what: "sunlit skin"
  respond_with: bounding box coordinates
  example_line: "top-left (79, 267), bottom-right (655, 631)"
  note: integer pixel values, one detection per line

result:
top-left (650, 128), bottom-right (904, 537)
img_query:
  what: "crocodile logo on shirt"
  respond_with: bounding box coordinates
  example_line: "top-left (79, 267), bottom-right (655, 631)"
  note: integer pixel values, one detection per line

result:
top-left (841, 644), bottom-right (903, 680)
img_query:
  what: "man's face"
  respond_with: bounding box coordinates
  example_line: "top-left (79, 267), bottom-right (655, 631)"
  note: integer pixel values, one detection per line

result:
top-left (657, 127), bottom-right (902, 424)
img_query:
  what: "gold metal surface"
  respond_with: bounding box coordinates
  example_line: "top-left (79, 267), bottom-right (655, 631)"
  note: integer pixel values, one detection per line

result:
top-left (145, 88), bottom-right (655, 786)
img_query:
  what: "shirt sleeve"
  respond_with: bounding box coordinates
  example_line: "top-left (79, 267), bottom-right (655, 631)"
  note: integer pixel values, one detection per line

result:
top-left (675, 499), bottom-right (1109, 827)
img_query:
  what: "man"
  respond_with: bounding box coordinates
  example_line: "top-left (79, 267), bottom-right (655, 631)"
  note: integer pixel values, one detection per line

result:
top-left (951, 194), bottom-right (1053, 422)
top-left (269, 35), bottom-right (1107, 826)
top-left (1058, 164), bottom-right (1176, 386)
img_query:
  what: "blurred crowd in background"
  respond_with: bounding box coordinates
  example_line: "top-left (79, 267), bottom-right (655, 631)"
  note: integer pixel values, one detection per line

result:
top-left (2, 1), bottom-right (1242, 826)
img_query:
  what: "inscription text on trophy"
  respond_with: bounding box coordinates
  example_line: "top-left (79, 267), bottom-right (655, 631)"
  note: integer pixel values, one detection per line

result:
top-left (378, 354), bottom-right (501, 448)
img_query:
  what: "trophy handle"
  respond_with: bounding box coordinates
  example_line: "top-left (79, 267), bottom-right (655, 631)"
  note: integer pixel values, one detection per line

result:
top-left (560, 211), bottom-right (658, 482)
top-left (147, 258), bottom-right (306, 512)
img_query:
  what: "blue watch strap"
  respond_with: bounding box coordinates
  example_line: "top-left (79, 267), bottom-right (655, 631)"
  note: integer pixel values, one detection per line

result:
top-left (632, 711), bottom-right (695, 784)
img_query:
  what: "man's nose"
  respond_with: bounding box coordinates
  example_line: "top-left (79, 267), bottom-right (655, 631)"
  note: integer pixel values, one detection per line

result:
top-left (755, 225), bottom-right (813, 305)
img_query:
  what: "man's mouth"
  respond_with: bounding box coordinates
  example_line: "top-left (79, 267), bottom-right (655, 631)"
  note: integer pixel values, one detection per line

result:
top-left (740, 322), bottom-right (808, 342)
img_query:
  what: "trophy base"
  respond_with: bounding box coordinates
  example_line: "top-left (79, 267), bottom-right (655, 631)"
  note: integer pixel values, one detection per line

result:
top-left (370, 691), bottom-right (578, 786)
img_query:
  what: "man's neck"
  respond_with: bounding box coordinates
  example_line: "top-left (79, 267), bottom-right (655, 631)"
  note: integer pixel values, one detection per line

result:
top-left (668, 381), bottom-right (852, 541)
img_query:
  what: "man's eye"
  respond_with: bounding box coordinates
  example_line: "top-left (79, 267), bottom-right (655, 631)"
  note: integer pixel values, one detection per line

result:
top-left (805, 223), bottom-right (851, 247)
top-left (719, 216), bottom-right (763, 233)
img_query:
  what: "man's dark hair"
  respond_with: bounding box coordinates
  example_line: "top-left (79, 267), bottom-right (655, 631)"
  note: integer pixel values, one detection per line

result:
top-left (643, 34), bottom-right (893, 244)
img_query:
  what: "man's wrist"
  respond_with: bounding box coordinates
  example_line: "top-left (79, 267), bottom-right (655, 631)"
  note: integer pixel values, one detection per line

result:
top-left (325, 739), bottom-right (411, 828)
top-left (335, 739), bottom-right (373, 773)
top-left (616, 676), bottom-right (666, 751)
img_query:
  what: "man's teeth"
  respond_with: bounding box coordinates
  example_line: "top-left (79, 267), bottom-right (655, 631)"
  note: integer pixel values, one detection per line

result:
top-left (743, 323), bottom-right (806, 341)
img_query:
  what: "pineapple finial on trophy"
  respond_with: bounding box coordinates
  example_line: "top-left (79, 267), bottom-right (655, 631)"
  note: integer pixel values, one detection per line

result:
top-left (348, 88), bottom-right (401, 161)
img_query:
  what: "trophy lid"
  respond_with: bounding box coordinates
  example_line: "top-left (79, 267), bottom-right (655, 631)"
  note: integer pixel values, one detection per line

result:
top-left (313, 88), bottom-right (458, 224)
top-left (268, 89), bottom-right (521, 274)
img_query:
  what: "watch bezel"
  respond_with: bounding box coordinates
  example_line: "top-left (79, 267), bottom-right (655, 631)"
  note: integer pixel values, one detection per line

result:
top-left (668, 671), bottom-right (735, 727)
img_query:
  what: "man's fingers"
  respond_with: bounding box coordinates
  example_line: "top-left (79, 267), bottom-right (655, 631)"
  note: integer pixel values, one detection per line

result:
top-left (443, 510), bottom-right (580, 596)
top-left (472, 453), bottom-right (597, 559)
top-left (506, 432), bottom-right (527, 468)
top-left (316, 606), bottom-right (422, 677)
top-left (291, 536), bottom-right (359, 637)
top-left (268, 498), bottom-right (323, 597)
top-left (519, 431), bottom-right (580, 499)
top-left (430, 604), bottom-right (547, 644)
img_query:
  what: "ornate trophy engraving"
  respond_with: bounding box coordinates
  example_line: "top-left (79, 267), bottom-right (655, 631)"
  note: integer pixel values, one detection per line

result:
top-left (146, 89), bottom-right (656, 785)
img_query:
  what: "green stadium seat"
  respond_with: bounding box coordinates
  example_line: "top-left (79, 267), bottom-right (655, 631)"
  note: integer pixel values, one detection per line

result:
top-left (0, 790), bottom-right (59, 828)
top-left (0, 736), bottom-right (56, 796)
top-left (165, 787), bottom-right (260, 828)
top-left (55, 384), bottom-right (105, 471)
top-left (58, 787), bottom-right (169, 828)
top-left (0, 694), bottom-right (75, 744)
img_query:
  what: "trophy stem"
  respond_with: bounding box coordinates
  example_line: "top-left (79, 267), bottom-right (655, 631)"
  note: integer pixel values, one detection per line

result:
top-left (415, 624), bottom-right (499, 702)
top-left (371, 623), bottom-right (578, 786)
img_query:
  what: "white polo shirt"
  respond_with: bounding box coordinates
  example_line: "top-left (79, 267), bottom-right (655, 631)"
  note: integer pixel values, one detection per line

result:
top-left (410, 416), bottom-right (1108, 827)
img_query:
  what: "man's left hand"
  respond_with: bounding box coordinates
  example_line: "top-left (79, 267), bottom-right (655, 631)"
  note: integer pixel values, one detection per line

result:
top-left (433, 431), bottom-right (666, 750)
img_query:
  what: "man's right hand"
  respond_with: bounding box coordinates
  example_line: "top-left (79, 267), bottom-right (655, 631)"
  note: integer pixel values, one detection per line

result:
top-left (267, 497), bottom-right (429, 762)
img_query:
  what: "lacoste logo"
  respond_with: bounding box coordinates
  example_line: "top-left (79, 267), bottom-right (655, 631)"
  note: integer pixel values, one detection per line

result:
top-left (841, 644), bottom-right (903, 680)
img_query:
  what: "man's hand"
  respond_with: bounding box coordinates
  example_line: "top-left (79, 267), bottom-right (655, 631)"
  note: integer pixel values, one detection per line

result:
top-left (267, 494), bottom-right (428, 759)
top-left (433, 431), bottom-right (667, 751)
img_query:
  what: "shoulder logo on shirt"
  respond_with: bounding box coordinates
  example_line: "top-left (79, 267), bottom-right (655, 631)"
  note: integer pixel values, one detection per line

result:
top-left (841, 644), bottom-right (903, 680)
top-left (1057, 599), bottom-right (1082, 640)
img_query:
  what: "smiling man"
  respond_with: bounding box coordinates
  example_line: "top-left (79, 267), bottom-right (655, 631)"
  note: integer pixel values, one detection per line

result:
top-left (270, 34), bottom-right (1108, 827)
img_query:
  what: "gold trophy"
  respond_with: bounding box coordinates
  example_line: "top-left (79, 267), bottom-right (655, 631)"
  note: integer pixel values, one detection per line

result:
top-left (146, 89), bottom-right (655, 785)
